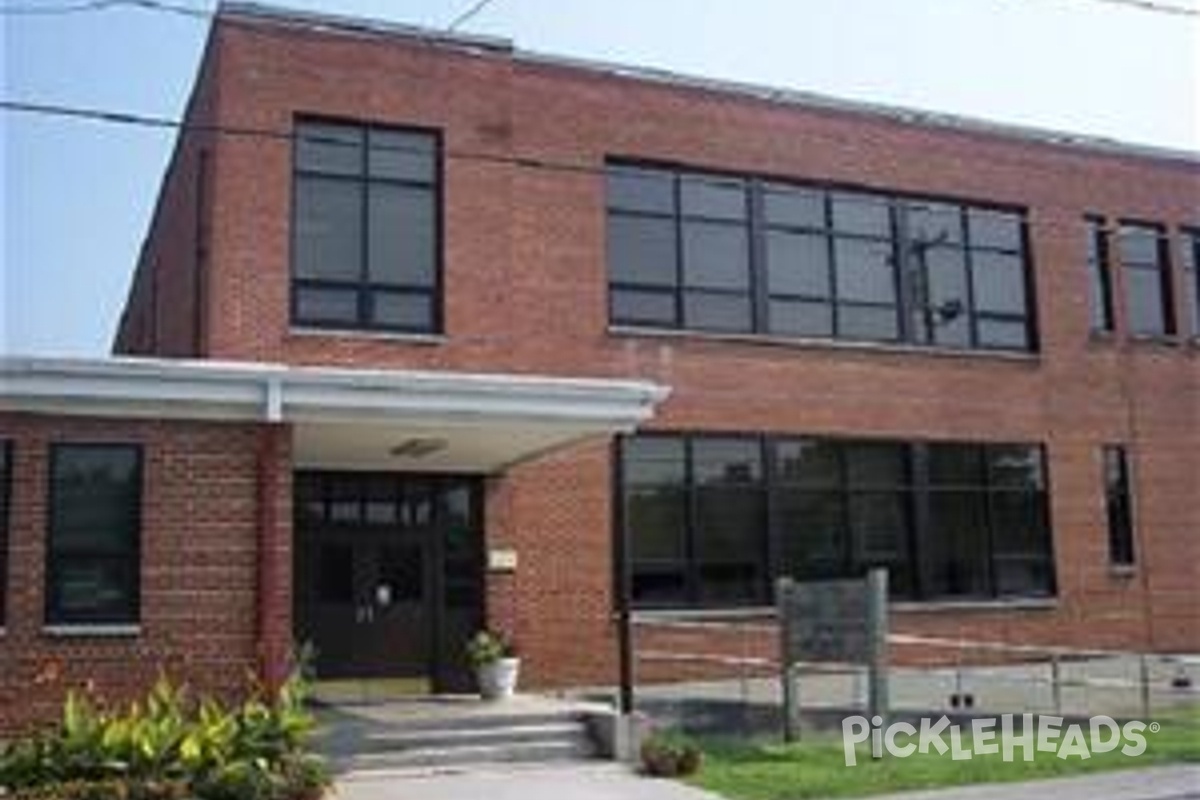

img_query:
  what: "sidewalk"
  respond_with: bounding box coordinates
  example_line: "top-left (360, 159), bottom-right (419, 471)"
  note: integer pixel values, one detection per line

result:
top-left (860, 765), bottom-right (1200, 800)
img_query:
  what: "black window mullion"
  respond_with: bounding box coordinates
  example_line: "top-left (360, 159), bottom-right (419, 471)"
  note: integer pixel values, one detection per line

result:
top-left (672, 175), bottom-right (685, 328)
top-left (749, 180), bottom-right (769, 334)
top-left (894, 201), bottom-right (917, 344)
top-left (981, 446), bottom-right (1000, 599)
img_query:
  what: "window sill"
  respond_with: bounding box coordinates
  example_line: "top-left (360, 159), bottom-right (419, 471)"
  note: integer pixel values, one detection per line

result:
top-left (608, 325), bottom-right (1040, 363)
top-left (1126, 334), bottom-right (1182, 348)
top-left (1109, 564), bottom-right (1137, 579)
top-left (627, 596), bottom-right (1058, 619)
top-left (288, 327), bottom-right (447, 346)
top-left (43, 624), bottom-right (141, 638)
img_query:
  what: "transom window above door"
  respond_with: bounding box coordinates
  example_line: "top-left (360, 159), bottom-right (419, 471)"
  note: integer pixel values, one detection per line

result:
top-left (291, 119), bottom-right (441, 333)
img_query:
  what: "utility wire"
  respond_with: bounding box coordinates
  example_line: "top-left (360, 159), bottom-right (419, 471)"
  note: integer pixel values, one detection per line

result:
top-left (445, 0), bottom-right (499, 31)
top-left (0, 0), bottom-right (207, 16)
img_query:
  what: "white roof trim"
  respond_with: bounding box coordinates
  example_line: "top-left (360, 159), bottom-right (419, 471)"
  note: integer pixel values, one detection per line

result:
top-left (0, 356), bottom-right (670, 430)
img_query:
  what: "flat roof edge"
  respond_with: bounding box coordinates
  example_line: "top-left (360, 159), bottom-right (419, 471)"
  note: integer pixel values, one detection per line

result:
top-left (217, 1), bottom-right (1199, 168)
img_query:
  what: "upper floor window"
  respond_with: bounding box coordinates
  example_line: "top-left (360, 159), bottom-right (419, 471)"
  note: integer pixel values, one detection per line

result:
top-left (1085, 216), bottom-right (1115, 333)
top-left (1118, 223), bottom-right (1174, 337)
top-left (1181, 228), bottom-right (1200, 338)
top-left (606, 162), bottom-right (1035, 352)
top-left (47, 444), bottom-right (142, 626)
top-left (291, 120), bottom-right (440, 333)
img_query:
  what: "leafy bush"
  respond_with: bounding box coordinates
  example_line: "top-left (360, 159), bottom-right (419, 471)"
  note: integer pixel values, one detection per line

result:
top-left (641, 730), bottom-right (703, 778)
top-left (464, 629), bottom-right (518, 668)
top-left (0, 673), bottom-right (330, 800)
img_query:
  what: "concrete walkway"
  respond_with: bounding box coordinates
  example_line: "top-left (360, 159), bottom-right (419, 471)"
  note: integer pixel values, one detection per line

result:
top-left (335, 762), bottom-right (723, 800)
top-left (335, 764), bottom-right (1200, 800)
top-left (861, 765), bottom-right (1200, 800)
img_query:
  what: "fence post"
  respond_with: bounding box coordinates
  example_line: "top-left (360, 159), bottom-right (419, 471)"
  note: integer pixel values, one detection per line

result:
top-left (1139, 653), bottom-right (1152, 720)
top-left (1050, 652), bottom-right (1062, 716)
top-left (865, 568), bottom-right (890, 733)
top-left (777, 578), bottom-right (800, 742)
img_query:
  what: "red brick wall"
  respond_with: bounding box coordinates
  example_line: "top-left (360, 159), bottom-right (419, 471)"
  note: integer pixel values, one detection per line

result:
top-left (0, 413), bottom-right (288, 733)
top-left (116, 16), bottom-right (1199, 689)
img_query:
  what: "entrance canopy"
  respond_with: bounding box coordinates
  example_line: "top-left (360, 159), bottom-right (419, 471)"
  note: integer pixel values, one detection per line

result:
top-left (0, 357), bottom-right (670, 472)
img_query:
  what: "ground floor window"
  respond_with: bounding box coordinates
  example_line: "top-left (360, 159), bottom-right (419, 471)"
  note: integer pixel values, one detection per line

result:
top-left (46, 444), bottom-right (142, 626)
top-left (617, 433), bottom-right (1054, 608)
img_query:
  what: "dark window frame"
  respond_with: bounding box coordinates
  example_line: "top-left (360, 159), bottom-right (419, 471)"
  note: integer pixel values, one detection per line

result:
top-left (46, 443), bottom-right (144, 627)
top-left (616, 433), bottom-right (1054, 610)
top-left (606, 159), bottom-right (1036, 352)
top-left (1118, 220), bottom-right (1175, 338)
top-left (289, 116), bottom-right (444, 334)
top-left (0, 441), bottom-right (10, 627)
top-left (1180, 227), bottom-right (1200, 338)
top-left (1085, 215), bottom-right (1116, 333)
top-left (1102, 445), bottom-right (1136, 567)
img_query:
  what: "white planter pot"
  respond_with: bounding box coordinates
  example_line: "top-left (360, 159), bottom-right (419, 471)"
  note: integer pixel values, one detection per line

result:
top-left (476, 657), bottom-right (520, 700)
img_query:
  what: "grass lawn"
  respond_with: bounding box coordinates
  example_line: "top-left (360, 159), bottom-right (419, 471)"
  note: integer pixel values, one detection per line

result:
top-left (687, 711), bottom-right (1200, 800)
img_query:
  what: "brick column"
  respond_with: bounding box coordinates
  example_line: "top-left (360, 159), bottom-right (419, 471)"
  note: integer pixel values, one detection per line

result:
top-left (256, 423), bottom-right (292, 693)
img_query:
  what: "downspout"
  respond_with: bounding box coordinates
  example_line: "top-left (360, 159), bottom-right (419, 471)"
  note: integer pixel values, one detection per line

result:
top-left (256, 377), bottom-right (289, 692)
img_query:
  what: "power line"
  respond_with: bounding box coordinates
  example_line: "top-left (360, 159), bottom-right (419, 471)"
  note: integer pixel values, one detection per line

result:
top-left (1051, 0), bottom-right (1200, 17)
top-left (0, 0), bottom-right (207, 16)
top-left (445, 0), bottom-right (499, 31)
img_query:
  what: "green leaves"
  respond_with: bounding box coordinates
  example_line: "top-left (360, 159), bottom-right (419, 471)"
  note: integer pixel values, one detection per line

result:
top-left (0, 672), bottom-right (330, 800)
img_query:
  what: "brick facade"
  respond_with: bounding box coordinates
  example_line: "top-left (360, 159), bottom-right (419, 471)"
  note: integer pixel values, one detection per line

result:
top-left (46, 6), bottom-right (1200, 707)
top-left (0, 413), bottom-right (289, 733)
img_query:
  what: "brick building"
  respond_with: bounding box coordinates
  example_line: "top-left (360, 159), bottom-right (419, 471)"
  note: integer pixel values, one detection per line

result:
top-left (1, 1), bottom-right (1197, 731)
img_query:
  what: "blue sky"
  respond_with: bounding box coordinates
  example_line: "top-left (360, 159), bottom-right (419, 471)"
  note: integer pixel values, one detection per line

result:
top-left (3, 0), bottom-right (1198, 356)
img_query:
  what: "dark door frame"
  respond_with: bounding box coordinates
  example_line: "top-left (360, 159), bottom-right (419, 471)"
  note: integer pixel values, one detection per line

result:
top-left (292, 471), bottom-right (485, 691)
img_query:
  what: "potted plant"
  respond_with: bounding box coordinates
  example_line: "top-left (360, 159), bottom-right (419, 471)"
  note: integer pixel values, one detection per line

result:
top-left (465, 629), bottom-right (520, 700)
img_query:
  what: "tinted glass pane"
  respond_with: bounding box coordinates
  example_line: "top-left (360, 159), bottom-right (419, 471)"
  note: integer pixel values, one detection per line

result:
top-left (295, 286), bottom-right (359, 325)
top-left (367, 185), bottom-right (435, 286)
top-left (684, 291), bottom-right (752, 332)
top-left (293, 177), bottom-right (363, 281)
top-left (848, 491), bottom-right (909, 560)
top-left (929, 444), bottom-right (985, 486)
top-left (611, 288), bottom-right (676, 326)
top-left (52, 446), bottom-right (140, 552)
top-left (773, 439), bottom-right (842, 486)
top-left (682, 221), bottom-right (750, 289)
top-left (608, 215), bottom-right (678, 287)
top-left (907, 202), bottom-right (963, 246)
top-left (696, 561), bottom-right (762, 604)
top-left (831, 193), bottom-right (891, 237)
top-left (775, 490), bottom-right (844, 579)
top-left (764, 185), bottom-right (825, 228)
top-left (971, 251), bottom-right (1027, 314)
top-left (768, 299), bottom-right (833, 337)
top-left (766, 231), bottom-right (830, 296)
top-left (968, 209), bottom-right (1022, 251)
top-left (845, 443), bottom-right (906, 487)
top-left (837, 304), bottom-right (899, 340)
top-left (370, 291), bottom-right (433, 330)
top-left (834, 239), bottom-right (896, 304)
top-left (990, 491), bottom-right (1049, 555)
top-left (624, 437), bottom-right (686, 486)
top-left (368, 129), bottom-right (435, 183)
top-left (1104, 446), bottom-right (1134, 565)
top-left (989, 445), bottom-right (1044, 489)
top-left (926, 490), bottom-right (991, 597)
top-left (628, 487), bottom-right (686, 561)
top-left (607, 167), bottom-right (675, 214)
top-left (693, 438), bottom-right (762, 484)
top-left (993, 556), bottom-right (1054, 597)
top-left (695, 486), bottom-right (763, 560)
top-left (976, 318), bottom-right (1029, 349)
top-left (680, 176), bottom-right (747, 220)
top-left (1118, 227), bottom-right (1161, 265)
top-left (49, 558), bottom-right (137, 623)
top-left (632, 567), bottom-right (687, 605)
top-left (296, 123), bottom-right (363, 176)
top-left (1126, 267), bottom-right (1166, 335)
top-left (319, 545), bottom-right (354, 603)
top-left (924, 247), bottom-right (971, 347)
top-left (379, 544), bottom-right (425, 602)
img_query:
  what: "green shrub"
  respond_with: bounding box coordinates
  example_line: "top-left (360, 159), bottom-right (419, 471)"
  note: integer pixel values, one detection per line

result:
top-left (641, 730), bottom-right (703, 778)
top-left (0, 673), bottom-right (329, 800)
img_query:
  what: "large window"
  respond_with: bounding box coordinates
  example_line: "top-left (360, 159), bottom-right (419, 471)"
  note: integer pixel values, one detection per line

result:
top-left (1118, 223), bottom-right (1174, 337)
top-left (607, 162), bottom-right (1036, 351)
top-left (0, 442), bottom-right (10, 627)
top-left (292, 120), bottom-right (440, 332)
top-left (47, 444), bottom-right (142, 626)
top-left (1181, 228), bottom-right (1200, 338)
top-left (1085, 216), bottom-right (1115, 333)
top-left (1102, 445), bottom-right (1135, 567)
top-left (618, 434), bottom-right (1054, 608)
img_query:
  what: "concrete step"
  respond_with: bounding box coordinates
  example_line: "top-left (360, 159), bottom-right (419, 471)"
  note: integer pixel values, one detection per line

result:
top-left (329, 734), bottom-right (598, 774)
top-left (358, 720), bottom-right (592, 752)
